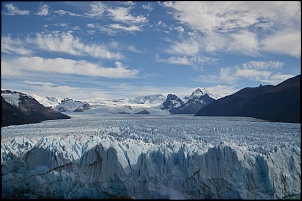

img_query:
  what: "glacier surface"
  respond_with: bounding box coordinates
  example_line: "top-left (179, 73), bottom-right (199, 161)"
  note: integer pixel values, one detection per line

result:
top-left (1, 113), bottom-right (301, 199)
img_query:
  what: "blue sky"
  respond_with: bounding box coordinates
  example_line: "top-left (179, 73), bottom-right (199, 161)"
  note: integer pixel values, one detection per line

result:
top-left (1, 1), bottom-right (301, 100)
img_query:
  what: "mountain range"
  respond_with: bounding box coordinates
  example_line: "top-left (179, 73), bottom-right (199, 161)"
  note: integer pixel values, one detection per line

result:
top-left (195, 74), bottom-right (300, 123)
top-left (2, 74), bottom-right (300, 127)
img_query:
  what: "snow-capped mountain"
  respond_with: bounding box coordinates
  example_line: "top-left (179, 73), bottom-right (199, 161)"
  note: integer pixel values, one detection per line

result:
top-left (128, 94), bottom-right (167, 105)
top-left (184, 88), bottom-right (218, 100)
top-left (161, 94), bottom-right (184, 110)
top-left (54, 98), bottom-right (92, 112)
top-left (30, 94), bottom-right (62, 108)
top-left (161, 89), bottom-right (215, 114)
top-left (1, 90), bottom-right (70, 127)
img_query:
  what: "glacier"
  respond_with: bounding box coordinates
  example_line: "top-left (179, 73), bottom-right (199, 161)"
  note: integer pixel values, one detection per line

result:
top-left (1, 113), bottom-right (301, 199)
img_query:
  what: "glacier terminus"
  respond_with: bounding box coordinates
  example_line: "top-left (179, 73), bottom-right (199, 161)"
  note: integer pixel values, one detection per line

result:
top-left (1, 113), bottom-right (301, 199)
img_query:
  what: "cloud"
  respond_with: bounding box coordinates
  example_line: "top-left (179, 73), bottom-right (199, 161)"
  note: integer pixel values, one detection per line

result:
top-left (260, 30), bottom-right (301, 58)
top-left (1, 36), bottom-right (33, 55)
top-left (23, 32), bottom-right (123, 59)
top-left (242, 61), bottom-right (284, 70)
top-left (54, 9), bottom-right (81, 17)
top-left (163, 1), bottom-right (301, 57)
top-left (85, 2), bottom-right (105, 17)
top-left (36, 3), bottom-right (49, 16)
top-left (1, 56), bottom-right (140, 79)
top-left (165, 39), bottom-right (200, 56)
top-left (91, 23), bottom-right (142, 35)
top-left (128, 45), bottom-right (143, 53)
top-left (3, 3), bottom-right (30, 15)
top-left (156, 54), bottom-right (217, 69)
top-left (24, 80), bottom-right (57, 86)
top-left (108, 6), bottom-right (148, 24)
top-left (196, 60), bottom-right (294, 85)
top-left (227, 30), bottom-right (259, 56)
top-left (142, 3), bottom-right (154, 12)
top-left (24, 81), bottom-right (110, 100)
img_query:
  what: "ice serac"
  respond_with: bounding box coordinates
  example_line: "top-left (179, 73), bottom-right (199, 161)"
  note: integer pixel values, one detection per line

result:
top-left (1, 136), bottom-right (300, 199)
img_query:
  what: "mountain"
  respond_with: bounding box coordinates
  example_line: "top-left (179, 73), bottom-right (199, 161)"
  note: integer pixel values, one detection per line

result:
top-left (2, 90), bottom-right (71, 127)
top-left (54, 98), bottom-right (92, 112)
top-left (161, 94), bottom-right (184, 110)
top-left (30, 94), bottom-right (62, 108)
top-left (129, 94), bottom-right (166, 105)
top-left (184, 87), bottom-right (219, 100)
top-left (161, 89), bottom-right (215, 114)
top-left (195, 75), bottom-right (300, 123)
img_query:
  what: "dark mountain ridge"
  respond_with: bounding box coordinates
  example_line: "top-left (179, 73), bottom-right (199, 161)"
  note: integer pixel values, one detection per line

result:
top-left (195, 75), bottom-right (300, 123)
top-left (2, 90), bottom-right (71, 127)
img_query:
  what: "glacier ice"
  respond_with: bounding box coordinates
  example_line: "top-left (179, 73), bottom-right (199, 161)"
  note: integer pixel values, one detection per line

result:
top-left (1, 114), bottom-right (301, 199)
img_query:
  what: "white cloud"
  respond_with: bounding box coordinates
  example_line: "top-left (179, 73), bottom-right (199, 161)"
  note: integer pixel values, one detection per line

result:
top-left (86, 2), bottom-right (104, 17)
top-left (23, 82), bottom-right (110, 100)
top-left (87, 22), bottom-right (142, 35)
top-left (36, 3), bottom-right (49, 16)
top-left (108, 23), bottom-right (141, 32)
top-left (4, 3), bottom-right (30, 15)
top-left (142, 3), bottom-right (154, 12)
top-left (196, 60), bottom-right (294, 85)
top-left (156, 54), bottom-right (216, 69)
top-left (23, 32), bottom-right (123, 59)
top-left (128, 45), bottom-right (143, 53)
top-left (24, 80), bottom-right (57, 86)
top-left (163, 1), bottom-right (301, 57)
top-left (242, 61), bottom-right (284, 70)
top-left (1, 56), bottom-right (140, 79)
top-left (120, 1), bottom-right (135, 7)
top-left (1, 36), bottom-right (33, 55)
top-left (165, 39), bottom-right (200, 56)
top-left (227, 30), bottom-right (259, 56)
top-left (260, 30), bottom-right (301, 58)
top-left (108, 7), bottom-right (148, 24)
top-left (54, 9), bottom-right (81, 17)
top-left (235, 68), bottom-right (272, 81)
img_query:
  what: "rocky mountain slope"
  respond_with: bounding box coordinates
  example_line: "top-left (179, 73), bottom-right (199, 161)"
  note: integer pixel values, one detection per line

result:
top-left (2, 90), bottom-right (71, 127)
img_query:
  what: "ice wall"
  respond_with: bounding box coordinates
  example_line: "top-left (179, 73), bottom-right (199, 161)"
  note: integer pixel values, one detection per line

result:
top-left (1, 135), bottom-right (301, 199)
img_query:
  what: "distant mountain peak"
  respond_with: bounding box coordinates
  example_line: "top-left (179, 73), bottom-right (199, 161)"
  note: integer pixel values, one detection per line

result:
top-left (184, 87), bottom-right (213, 100)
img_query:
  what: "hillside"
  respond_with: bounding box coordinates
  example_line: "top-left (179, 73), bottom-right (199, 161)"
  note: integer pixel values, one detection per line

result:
top-left (195, 75), bottom-right (300, 123)
top-left (2, 90), bottom-right (71, 127)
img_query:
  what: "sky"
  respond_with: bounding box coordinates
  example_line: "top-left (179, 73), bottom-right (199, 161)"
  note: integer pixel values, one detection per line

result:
top-left (1, 1), bottom-right (301, 100)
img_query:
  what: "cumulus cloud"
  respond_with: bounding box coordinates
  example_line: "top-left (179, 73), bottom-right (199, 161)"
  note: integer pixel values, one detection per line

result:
top-left (3, 3), bottom-right (30, 15)
top-left (36, 3), bottom-right (49, 16)
top-left (1, 56), bottom-right (140, 79)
